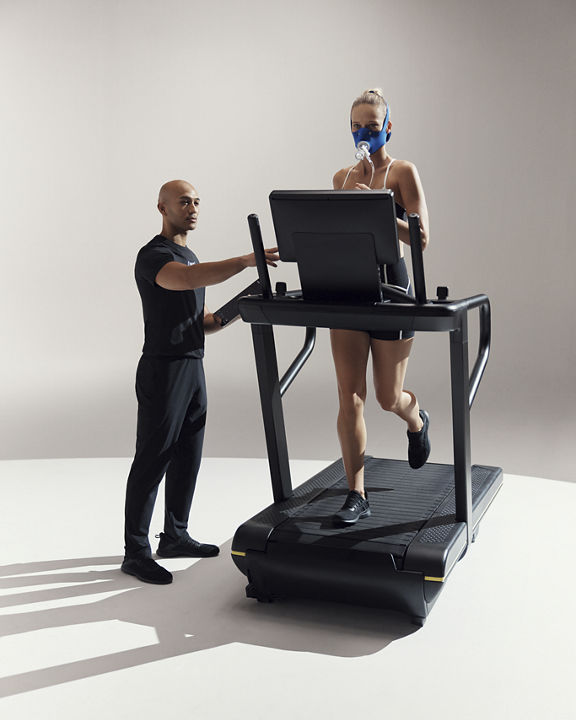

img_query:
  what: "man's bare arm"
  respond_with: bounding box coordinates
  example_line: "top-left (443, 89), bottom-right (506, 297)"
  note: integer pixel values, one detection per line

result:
top-left (155, 248), bottom-right (278, 291)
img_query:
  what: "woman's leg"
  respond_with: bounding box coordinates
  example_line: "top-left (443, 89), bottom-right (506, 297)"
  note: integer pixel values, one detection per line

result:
top-left (330, 329), bottom-right (371, 495)
top-left (370, 338), bottom-right (422, 431)
top-left (371, 337), bottom-right (430, 468)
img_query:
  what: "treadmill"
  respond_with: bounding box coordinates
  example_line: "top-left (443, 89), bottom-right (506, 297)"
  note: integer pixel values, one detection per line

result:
top-left (231, 190), bottom-right (502, 625)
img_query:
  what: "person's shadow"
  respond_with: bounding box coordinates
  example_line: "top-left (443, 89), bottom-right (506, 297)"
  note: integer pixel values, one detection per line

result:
top-left (0, 540), bottom-right (417, 697)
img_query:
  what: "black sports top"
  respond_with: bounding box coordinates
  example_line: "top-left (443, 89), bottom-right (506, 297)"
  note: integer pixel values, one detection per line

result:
top-left (134, 235), bottom-right (205, 358)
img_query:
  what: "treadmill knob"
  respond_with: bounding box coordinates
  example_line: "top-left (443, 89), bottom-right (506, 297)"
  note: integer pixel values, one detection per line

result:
top-left (436, 286), bottom-right (449, 301)
top-left (275, 282), bottom-right (287, 296)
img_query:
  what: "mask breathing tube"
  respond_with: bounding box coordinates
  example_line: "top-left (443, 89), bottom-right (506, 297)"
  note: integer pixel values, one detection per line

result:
top-left (354, 141), bottom-right (375, 187)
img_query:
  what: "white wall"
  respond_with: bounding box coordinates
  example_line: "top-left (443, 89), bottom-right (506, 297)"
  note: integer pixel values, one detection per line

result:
top-left (1, 0), bottom-right (574, 481)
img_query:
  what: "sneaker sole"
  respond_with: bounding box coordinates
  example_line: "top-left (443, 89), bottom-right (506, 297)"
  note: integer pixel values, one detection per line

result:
top-left (156, 549), bottom-right (220, 559)
top-left (333, 508), bottom-right (372, 527)
top-left (121, 565), bottom-right (173, 585)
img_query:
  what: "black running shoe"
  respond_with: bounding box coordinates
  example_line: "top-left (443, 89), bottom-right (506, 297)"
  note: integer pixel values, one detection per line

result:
top-left (333, 490), bottom-right (371, 526)
top-left (121, 556), bottom-right (173, 585)
top-left (407, 409), bottom-right (431, 469)
top-left (156, 532), bottom-right (220, 558)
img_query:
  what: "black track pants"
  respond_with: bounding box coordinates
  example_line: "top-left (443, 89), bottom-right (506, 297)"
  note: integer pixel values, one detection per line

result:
top-left (124, 355), bottom-right (207, 558)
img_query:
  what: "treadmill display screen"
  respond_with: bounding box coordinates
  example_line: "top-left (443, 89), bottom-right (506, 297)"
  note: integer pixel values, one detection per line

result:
top-left (269, 190), bottom-right (401, 267)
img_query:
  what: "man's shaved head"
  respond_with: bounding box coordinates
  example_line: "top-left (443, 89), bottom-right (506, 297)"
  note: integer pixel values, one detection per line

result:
top-left (157, 179), bottom-right (200, 242)
top-left (158, 179), bottom-right (196, 205)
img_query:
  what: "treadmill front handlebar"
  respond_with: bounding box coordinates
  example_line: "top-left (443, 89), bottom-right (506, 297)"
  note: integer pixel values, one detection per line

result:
top-left (248, 213), bottom-right (273, 300)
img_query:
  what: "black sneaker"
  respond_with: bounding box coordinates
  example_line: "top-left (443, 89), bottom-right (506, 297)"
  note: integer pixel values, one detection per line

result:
top-left (156, 532), bottom-right (220, 558)
top-left (121, 556), bottom-right (173, 585)
top-left (333, 490), bottom-right (371, 526)
top-left (407, 409), bottom-right (431, 469)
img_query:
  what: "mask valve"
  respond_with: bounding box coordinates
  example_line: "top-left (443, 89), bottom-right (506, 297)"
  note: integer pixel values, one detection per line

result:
top-left (354, 141), bottom-right (371, 161)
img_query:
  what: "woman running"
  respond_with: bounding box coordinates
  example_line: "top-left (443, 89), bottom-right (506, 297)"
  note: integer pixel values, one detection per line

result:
top-left (331, 88), bottom-right (431, 526)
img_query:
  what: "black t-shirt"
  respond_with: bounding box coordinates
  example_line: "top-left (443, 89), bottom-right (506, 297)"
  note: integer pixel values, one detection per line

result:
top-left (135, 235), bottom-right (205, 358)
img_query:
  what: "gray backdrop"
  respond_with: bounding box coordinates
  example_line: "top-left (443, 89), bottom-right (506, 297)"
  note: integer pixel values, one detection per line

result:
top-left (1, 0), bottom-right (574, 481)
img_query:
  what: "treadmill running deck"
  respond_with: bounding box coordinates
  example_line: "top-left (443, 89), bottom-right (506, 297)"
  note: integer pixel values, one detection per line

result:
top-left (272, 458), bottom-right (498, 558)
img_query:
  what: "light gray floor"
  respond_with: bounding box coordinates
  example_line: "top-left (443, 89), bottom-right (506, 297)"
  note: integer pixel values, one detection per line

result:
top-left (1, 458), bottom-right (574, 719)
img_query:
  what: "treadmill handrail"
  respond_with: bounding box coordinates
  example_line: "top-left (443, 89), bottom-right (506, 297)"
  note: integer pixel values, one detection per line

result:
top-left (469, 297), bottom-right (491, 409)
top-left (280, 327), bottom-right (316, 396)
top-left (240, 292), bottom-right (490, 316)
top-left (241, 292), bottom-right (491, 409)
top-left (445, 294), bottom-right (490, 313)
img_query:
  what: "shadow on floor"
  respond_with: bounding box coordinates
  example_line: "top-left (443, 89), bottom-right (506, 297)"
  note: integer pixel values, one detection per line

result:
top-left (0, 540), bottom-right (418, 696)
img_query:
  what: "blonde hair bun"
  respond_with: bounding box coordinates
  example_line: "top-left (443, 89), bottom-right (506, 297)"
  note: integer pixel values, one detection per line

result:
top-left (351, 88), bottom-right (388, 111)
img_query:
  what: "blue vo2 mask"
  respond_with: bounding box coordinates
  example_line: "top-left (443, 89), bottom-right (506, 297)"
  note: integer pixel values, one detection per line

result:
top-left (352, 104), bottom-right (391, 155)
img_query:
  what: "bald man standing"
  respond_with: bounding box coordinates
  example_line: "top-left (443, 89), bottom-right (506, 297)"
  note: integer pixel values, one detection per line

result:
top-left (122, 180), bottom-right (278, 584)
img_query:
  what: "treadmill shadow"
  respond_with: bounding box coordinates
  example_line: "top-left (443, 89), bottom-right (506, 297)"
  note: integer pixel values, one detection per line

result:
top-left (0, 541), bottom-right (417, 698)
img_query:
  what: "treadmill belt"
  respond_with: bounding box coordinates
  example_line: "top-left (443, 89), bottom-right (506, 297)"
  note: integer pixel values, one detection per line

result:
top-left (271, 458), bottom-right (457, 556)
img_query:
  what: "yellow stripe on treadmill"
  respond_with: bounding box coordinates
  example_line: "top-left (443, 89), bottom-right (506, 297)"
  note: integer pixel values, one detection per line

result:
top-left (425, 576), bottom-right (445, 582)
top-left (231, 550), bottom-right (246, 557)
